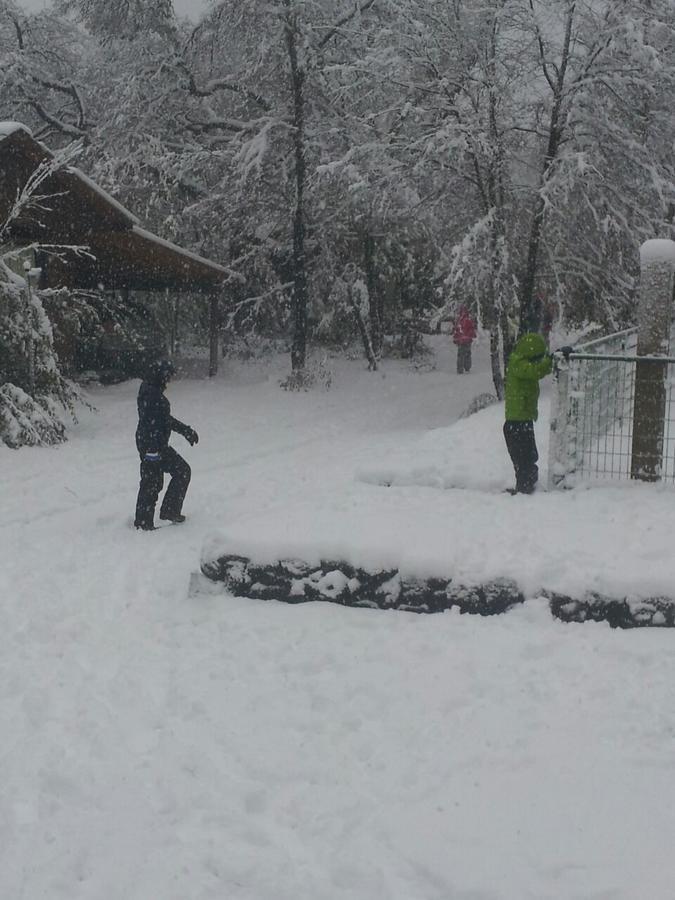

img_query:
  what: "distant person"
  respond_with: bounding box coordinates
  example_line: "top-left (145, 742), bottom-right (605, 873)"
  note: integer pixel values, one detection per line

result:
top-left (540, 296), bottom-right (556, 344)
top-left (503, 333), bottom-right (552, 494)
top-left (452, 305), bottom-right (477, 374)
top-left (134, 359), bottom-right (199, 530)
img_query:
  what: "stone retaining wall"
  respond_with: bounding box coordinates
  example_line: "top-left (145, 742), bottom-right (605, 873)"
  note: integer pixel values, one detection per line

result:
top-left (201, 554), bottom-right (674, 628)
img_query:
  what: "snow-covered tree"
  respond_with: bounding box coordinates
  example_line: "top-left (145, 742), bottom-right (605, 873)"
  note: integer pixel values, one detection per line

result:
top-left (0, 3), bottom-right (93, 143)
top-left (0, 138), bottom-right (86, 446)
top-left (533, 0), bottom-right (675, 328)
top-left (2, 0), bottom-right (674, 401)
top-left (55, 0), bottom-right (176, 41)
top-left (378, 0), bottom-right (675, 396)
top-left (0, 261), bottom-right (81, 448)
top-left (179, 0), bottom-right (388, 382)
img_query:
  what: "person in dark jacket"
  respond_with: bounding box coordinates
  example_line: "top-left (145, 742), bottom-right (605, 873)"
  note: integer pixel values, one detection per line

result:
top-left (503, 333), bottom-right (552, 494)
top-left (134, 359), bottom-right (199, 530)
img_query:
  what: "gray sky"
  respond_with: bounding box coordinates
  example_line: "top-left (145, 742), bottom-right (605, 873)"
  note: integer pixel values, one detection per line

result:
top-left (17, 0), bottom-right (208, 20)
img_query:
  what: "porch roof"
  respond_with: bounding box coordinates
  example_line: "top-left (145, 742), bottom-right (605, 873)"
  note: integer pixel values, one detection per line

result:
top-left (0, 123), bottom-right (225, 292)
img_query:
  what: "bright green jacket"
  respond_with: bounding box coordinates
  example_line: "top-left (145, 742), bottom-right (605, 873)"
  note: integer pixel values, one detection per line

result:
top-left (504, 333), bottom-right (553, 421)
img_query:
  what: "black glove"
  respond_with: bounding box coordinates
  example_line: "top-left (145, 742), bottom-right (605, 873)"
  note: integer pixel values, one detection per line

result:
top-left (185, 427), bottom-right (199, 446)
top-left (558, 345), bottom-right (574, 360)
top-left (144, 450), bottom-right (162, 463)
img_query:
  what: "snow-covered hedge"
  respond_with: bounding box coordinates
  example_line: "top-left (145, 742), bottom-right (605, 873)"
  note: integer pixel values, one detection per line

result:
top-left (201, 553), bottom-right (525, 616)
top-left (201, 553), bottom-right (675, 628)
top-left (549, 593), bottom-right (675, 628)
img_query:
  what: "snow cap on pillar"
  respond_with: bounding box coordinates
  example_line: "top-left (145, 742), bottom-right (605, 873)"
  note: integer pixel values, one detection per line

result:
top-left (640, 238), bottom-right (675, 266)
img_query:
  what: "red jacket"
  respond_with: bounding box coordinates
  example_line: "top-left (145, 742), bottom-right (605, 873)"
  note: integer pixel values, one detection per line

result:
top-left (452, 307), bottom-right (477, 345)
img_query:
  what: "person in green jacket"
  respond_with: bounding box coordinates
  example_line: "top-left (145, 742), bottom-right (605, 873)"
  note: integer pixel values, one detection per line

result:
top-left (503, 333), bottom-right (553, 493)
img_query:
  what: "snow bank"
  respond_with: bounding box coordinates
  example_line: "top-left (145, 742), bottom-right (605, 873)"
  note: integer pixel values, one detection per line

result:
top-left (6, 344), bottom-right (675, 900)
top-left (202, 403), bottom-right (675, 601)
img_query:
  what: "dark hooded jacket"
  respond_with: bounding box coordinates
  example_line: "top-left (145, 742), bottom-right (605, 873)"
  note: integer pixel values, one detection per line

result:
top-left (135, 363), bottom-right (190, 455)
top-left (504, 333), bottom-right (553, 421)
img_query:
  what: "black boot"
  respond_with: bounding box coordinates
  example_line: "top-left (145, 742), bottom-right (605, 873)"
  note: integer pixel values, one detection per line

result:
top-left (160, 513), bottom-right (186, 524)
top-left (134, 521), bottom-right (156, 531)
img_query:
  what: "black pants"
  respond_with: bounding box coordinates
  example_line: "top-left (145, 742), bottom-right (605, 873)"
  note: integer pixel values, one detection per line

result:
top-left (503, 421), bottom-right (539, 493)
top-left (134, 446), bottom-right (191, 527)
top-left (456, 344), bottom-right (472, 374)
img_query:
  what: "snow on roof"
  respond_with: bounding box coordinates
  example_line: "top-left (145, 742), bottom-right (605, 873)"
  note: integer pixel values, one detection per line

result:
top-left (66, 166), bottom-right (140, 227)
top-left (0, 124), bottom-right (224, 281)
top-left (0, 121), bottom-right (33, 141)
top-left (0, 126), bottom-right (137, 227)
top-left (132, 225), bottom-right (227, 275)
top-left (641, 239), bottom-right (675, 265)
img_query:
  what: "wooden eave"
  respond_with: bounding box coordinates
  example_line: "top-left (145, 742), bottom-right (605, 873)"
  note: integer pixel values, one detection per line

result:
top-left (0, 125), bottom-right (225, 293)
top-left (47, 227), bottom-right (227, 292)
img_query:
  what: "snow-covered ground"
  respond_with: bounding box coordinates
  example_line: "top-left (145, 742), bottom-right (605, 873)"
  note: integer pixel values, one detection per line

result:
top-left (3, 335), bottom-right (675, 900)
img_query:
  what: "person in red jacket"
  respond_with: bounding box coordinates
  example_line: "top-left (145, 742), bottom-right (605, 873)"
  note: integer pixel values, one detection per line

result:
top-left (452, 305), bottom-right (477, 374)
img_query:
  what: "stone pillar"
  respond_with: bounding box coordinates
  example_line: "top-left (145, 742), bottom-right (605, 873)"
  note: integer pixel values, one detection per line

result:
top-left (630, 240), bottom-right (675, 481)
top-left (547, 360), bottom-right (570, 488)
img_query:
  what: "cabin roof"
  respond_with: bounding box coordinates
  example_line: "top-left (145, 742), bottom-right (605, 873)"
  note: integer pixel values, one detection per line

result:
top-left (0, 124), bottom-right (225, 292)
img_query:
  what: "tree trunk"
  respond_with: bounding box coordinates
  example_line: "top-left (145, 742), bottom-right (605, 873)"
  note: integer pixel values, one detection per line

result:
top-left (500, 307), bottom-right (514, 376)
top-left (285, 4), bottom-right (308, 373)
top-left (347, 285), bottom-right (378, 371)
top-left (478, 10), bottom-right (509, 399)
top-left (489, 328), bottom-right (504, 400)
top-left (363, 229), bottom-right (382, 358)
top-left (519, 2), bottom-right (576, 334)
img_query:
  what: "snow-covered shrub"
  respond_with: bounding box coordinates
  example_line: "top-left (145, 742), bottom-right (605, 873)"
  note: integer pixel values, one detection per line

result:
top-left (41, 288), bottom-right (165, 382)
top-left (383, 320), bottom-right (433, 362)
top-left (222, 333), bottom-right (289, 362)
top-left (460, 393), bottom-right (499, 419)
top-left (314, 274), bottom-right (363, 346)
top-left (314, 269), bottom-right (378, 371)
top-left (0, 264), bottom-right (80, 448)
top-left (280, 352), bottom-right (332, 391)
top-left (0, 383), bottom-right (67, 448)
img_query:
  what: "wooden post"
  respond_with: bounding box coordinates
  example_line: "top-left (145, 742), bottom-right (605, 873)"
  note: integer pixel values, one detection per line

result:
top-left (630, 240), bottom-right (675, 481)
top-left (24, 265), bottom-right (41, 395)
top-left (209, 293), bottom-right (219, 377)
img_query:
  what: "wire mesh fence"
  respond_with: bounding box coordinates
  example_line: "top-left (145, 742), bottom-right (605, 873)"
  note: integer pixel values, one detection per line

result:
top-left (548, 329), bottom-right (675, 486)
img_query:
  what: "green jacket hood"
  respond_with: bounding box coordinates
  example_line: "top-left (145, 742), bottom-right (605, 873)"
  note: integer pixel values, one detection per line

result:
top-left (513, 333), bottom-right (547, 359)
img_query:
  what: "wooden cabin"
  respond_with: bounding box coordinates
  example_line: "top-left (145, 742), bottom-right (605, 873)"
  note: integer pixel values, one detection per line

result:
top-left (0, 122), bottom-right (225, 374)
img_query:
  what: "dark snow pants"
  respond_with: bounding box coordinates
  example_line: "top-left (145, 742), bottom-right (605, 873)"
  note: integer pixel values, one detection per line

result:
top-left (134, 446), bottom-right (191, 527)
top-left (503, 420), bottom-right (539, 494)
top-left (456, 343), bottom-right (472, 374)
